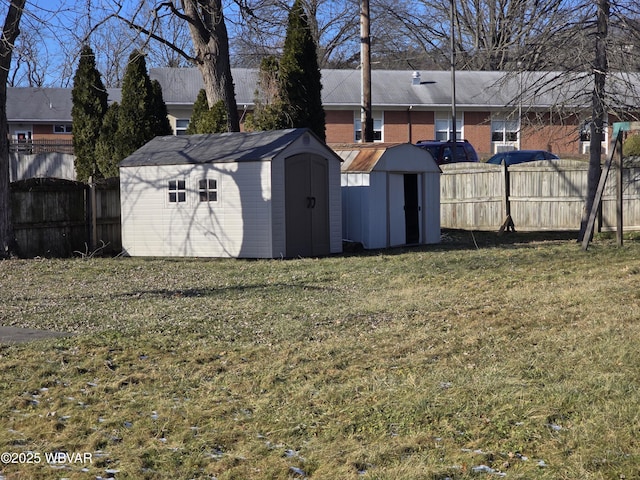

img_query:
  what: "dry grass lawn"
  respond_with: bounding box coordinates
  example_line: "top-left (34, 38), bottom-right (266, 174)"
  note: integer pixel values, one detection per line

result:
top-left (0, 230), bottom-right (639, 479)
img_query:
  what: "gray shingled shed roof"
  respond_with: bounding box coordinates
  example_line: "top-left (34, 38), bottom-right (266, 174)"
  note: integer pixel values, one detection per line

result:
top-left (119, 128), bottom-right (337, 167)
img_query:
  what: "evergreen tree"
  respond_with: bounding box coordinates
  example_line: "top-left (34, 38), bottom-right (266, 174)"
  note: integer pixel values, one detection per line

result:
top-left (244, 56), bottom-right (286, 132)
top-left (196, 100), bottom-right (228, 133)
top-left (186, 89), bottom-right (209, 134)
top-left (278, 0), bottom-right (325, 140)
top-left (114, 51), bottom-right (157, 161)
top-left (71, 45), bottom-right (108, 182)
top-left (150, 79), bottom-right (173, 137)
top-left (95, 103), bottom-right (120, 178)
top-left (186, 89), bottom-right (228, 134)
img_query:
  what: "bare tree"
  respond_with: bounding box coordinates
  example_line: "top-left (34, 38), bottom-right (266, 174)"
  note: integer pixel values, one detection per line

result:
top-left (472, 0), bottom-right (640, 240)
top-left (579, 0), bottom-right (610, 242)
top-left (231, 0), bottom-right (360, 68)
top-left (381, 0), bottom-right (582, 71)
top-left (107, 1), bottom-right (239, 131)
top-left (10, 28), bottom-right (50, 86)
top-left (1, 0), bottom-right (26, 257)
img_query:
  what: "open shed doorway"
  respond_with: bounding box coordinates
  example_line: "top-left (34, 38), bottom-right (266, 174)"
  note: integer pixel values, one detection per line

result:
top-left (389, 173), bottom-right (422, 246)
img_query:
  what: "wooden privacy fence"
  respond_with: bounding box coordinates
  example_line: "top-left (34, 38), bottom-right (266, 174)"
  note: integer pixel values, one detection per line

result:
top-left (10, 178), bottom-right (121, 258)
top-left (9, 152), bottom-right (76, 181)
top-left (440, 159), bottom-right (640, 231)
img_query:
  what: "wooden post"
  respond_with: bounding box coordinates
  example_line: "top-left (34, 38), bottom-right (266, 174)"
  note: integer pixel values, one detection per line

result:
top-left (87, 177), bottom-right (97, 252)
top-left (360, 0), bottom-right (373, 143)
top-left (617, 132), bottom-right (623, 246)
top-left (498, 161), bottom-right (514, 235)
top-left (580, 121), bottom-right (640, 250)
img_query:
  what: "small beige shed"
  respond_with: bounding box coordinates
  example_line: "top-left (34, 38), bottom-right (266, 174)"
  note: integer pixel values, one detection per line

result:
top-left (120, 129), bottom-right (343, 258)
top-left (336, 143), bottom-right (441, 249)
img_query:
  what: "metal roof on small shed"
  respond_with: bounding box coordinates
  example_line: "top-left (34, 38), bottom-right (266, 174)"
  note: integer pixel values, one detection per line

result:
top-left (119, 128), bottom-right (337, 167)
top-left (334, 143), bottom-right (440, 173)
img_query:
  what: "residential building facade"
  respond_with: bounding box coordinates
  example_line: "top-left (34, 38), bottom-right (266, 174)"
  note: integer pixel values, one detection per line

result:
top-left (8, 68), bottom-right (635, 160)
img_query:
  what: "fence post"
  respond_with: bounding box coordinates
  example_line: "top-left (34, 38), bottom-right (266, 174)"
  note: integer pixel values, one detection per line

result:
top-left (498, 161), bottom-right (514, 234)
top-left (86, 177), bottom-right (98, 252)
top-left (617, 132), bottom-right (624, 246)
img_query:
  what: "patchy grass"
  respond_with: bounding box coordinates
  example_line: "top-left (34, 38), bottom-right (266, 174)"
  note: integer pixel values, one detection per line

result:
top-left (1, 230), bottom-right (640, 479)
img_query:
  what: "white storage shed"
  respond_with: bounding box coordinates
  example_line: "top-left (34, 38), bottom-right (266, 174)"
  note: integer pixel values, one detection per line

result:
top-left (120, 129), bottom-right (343, 258)
top-left (336, 143), bottom-right (441, 249)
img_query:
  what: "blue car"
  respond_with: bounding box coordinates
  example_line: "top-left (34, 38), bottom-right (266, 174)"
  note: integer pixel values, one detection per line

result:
top-left (486, 150), bottom-right (559, 166)
top-left (415, 140), bottom-right (479, 165)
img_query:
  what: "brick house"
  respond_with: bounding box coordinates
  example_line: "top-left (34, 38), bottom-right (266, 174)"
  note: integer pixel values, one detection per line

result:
top-left (151, 68), bottom-right (631, 159)
top-left (6, 87), bottom-right (120, 154)
top-left (9, 68), bottom-right (637, 160)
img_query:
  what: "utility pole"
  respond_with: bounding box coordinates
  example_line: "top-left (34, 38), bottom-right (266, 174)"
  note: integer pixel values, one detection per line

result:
top-left (450, 0), bottom-right (457, 145)
top-left (360, 0), bottom-right (373, 143)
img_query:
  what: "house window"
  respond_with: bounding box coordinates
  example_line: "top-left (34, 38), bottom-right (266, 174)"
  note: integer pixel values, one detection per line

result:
top-left (354, 112), bottom-right (383, 141)
top-left (435, 112), bottom-right (462, 141)
top-left (176, 119), bottom-right (189, 135)
top-left (199, 179), bottom-right (218, 202)
top-left (491, 118), bottom-right (519, 142)
top-left (168, 180), bottom-right (186, 203)
top-left (54, 124), bottom-right (72, 134)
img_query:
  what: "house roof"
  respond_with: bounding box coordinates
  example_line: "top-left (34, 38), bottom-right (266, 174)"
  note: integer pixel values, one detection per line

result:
top-left (8, 69), bottom-right (640, 124)
top-left (150, 68), bottom-right (640, 111)
top-left (150, 68), bottom-right (521, 109)
top-left (7, 87), bottom-right (121, 123)
top-left (119, 128), bottom-right (334, 167)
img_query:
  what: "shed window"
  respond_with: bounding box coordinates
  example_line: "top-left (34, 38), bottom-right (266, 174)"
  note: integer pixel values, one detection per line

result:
top-left (199, 179), bottom-right (218, 202)
top-left (168, 180), bottom-right (186, 203)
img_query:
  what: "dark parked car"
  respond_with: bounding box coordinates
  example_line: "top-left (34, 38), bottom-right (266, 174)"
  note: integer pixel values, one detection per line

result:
top-left (486, 150), bottom-right (559, 166)
top-left (415, 139), bottom-right (479, 165)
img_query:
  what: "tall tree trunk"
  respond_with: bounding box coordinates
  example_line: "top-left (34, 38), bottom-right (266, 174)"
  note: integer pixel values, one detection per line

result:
top-left (579, 0), bottom-right (609, 242)
top-left (182, 0), bottom-right (240, 132)
top-left (0, 0), bottom-right (26, 257)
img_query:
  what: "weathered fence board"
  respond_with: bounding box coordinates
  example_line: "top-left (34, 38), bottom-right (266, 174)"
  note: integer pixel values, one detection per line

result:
top-left (440, 163), bottom-right (505, 230)
top-left (600, 164), bottom-right (640, 232)
top-left (92, 179), bottom-right (122, 255)
top-left (9, 152), bottom-right (76, 182)
top-left (441, 159), bottom-right (640, 232)
top-left (9, 178), bottom-right (121, 258)
top-left (10, 179), bottom-right (87, 257)
top-left (508, 160), bottom-right (588, 231)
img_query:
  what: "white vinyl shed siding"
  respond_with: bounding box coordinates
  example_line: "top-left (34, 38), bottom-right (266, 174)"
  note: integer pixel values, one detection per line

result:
top-left (339, 143), bottom-right (441, 249)
top-left (120, 162), bottom-right (273, 258)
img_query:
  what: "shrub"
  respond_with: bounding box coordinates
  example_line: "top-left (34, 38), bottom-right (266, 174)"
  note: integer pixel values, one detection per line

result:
top-left (623, 134), bottom-right (640, 157)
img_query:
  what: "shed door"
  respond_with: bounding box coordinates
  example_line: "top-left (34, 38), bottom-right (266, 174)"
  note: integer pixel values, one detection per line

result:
top-left (285, 154), bottom-right (330, 257)
top-left (404, 174), bottom-right (420, 244)
top-left (389, 173), bottom-right (421, 246)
